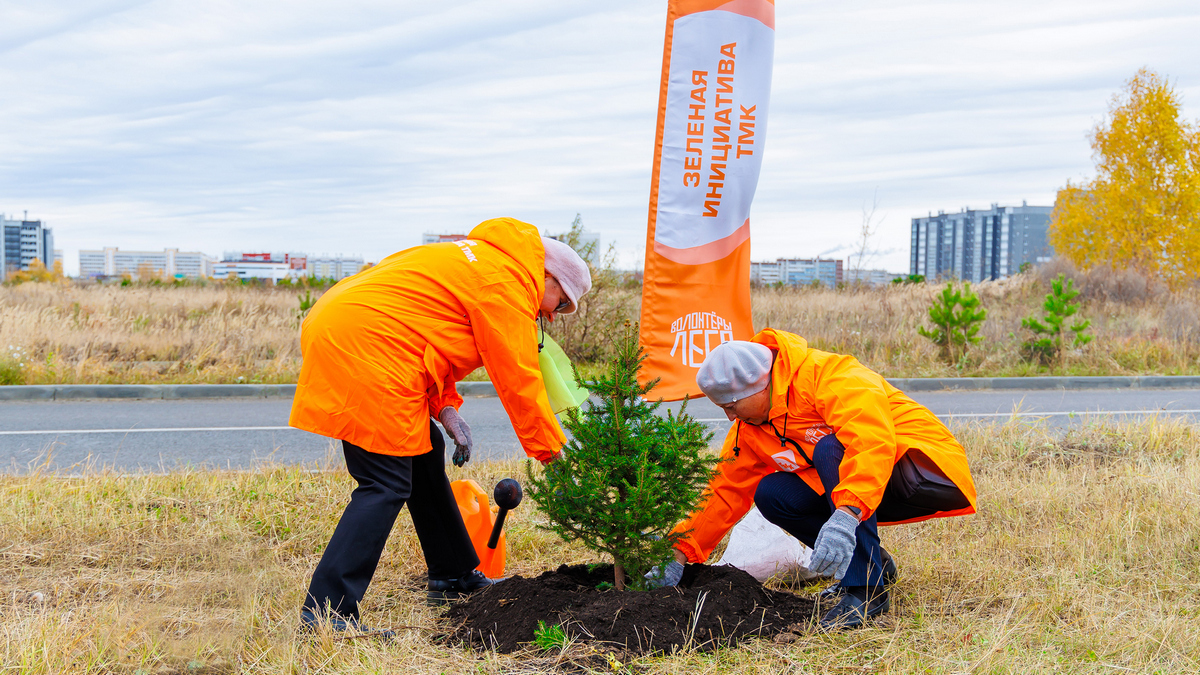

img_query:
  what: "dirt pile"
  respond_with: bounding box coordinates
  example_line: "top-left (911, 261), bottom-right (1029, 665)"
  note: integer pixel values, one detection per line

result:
top-left (443, 563), bottom-right (818, 654)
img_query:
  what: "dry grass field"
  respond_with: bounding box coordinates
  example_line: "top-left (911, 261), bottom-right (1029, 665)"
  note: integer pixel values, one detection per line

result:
top-left (1, 261), bottom-right (1198, 385)
top-left (2, 418), bottom-right (1199, 673)
top-left (0, 282), bottom-right (303, 386)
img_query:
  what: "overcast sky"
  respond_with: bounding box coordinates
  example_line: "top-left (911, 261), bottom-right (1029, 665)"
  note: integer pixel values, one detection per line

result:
top-left (2, 0), bottom-right (1198, 275)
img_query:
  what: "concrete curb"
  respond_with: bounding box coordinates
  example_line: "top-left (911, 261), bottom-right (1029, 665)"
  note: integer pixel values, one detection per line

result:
top-left (0, 377), bottom-right (1197, 401)
top-left (0, 381), bottom-right (497, 401)
top-left (885, 376), bottom-right (1200, 392)
top-left (0, 384), bottom-right (299, 401)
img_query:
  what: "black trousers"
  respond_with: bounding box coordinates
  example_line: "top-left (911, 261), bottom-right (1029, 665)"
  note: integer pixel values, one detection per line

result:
top-left (754, 434), bottom-right (887, 589)
top-left (303, 423), bottom-right (479, 619)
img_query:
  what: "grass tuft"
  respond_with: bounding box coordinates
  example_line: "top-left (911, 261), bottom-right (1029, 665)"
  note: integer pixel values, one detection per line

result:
top-left (532, 620), bottom-right (568, 651)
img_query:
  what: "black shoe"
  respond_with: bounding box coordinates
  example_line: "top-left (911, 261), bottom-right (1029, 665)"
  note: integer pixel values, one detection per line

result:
top-left (299, 608), bottom-right (395, 639)
top-left (819, 587), bottom-right (890, 630)
top-left (818, 548), bottom-right (897, 600)
top-left (427, 569), bottom-right (500, 605)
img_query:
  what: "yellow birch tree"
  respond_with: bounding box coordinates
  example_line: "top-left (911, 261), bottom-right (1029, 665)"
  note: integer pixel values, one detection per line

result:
top-left (1049, 69), bottom-right (1200, 288)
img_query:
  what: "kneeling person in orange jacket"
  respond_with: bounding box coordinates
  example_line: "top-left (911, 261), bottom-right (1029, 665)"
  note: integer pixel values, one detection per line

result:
top-left (290, 218), bottom-right (589, 633)
top-left (648, 330), bottom-right (976, 630)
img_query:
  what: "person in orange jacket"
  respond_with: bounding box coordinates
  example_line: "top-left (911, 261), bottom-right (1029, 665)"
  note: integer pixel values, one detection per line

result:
top-left (647, 329), bottom-right (976, 630)
top-left (290, 217), bottom-right (591, 633)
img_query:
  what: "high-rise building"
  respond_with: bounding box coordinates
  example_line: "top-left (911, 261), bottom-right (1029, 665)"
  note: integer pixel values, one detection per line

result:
top-left (750, 258), bottom-right (843, 287)
top-left (1, 214), bottom-right (54, 275)
top-left (308, 255), bottom-right (364, 280)
top-left (910, 203), bottom-right (1053, 282)
top-left (78, 247), bottom-right (215, 279)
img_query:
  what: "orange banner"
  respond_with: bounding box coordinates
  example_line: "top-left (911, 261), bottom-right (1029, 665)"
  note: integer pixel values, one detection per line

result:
top-left (639, 0), bottom-right (775, 400)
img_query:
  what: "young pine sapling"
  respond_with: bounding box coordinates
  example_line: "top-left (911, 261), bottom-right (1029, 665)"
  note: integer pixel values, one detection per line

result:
top-left (1022, 273), bottom-right (1092, 370)
top-left (918, 282), bottom-right (988, 366)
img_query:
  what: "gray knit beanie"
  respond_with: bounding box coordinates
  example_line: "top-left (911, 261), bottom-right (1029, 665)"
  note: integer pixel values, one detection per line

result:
top-left (541, 237), bottom-right (592, 314)
top-left (696, 341), bottom-right (773, 404)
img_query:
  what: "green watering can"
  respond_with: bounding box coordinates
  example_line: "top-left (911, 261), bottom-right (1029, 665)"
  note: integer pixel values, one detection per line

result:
top-left (537, 333), bottom-right (589, 414)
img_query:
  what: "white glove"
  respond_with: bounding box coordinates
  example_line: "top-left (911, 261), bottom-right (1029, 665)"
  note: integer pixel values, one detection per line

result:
top-left (439, 407), bottom-right (473, 467)
top-left (644, 559), bottom-right (685, 588)
top-left (810, 509), bottom-right (859, 580)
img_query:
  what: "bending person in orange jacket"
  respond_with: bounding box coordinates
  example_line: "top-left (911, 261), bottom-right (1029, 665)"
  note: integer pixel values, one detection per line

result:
top-left (648, 329), bottom-right (976, 630)
top-left (290, 217), bottom-right (590, 633)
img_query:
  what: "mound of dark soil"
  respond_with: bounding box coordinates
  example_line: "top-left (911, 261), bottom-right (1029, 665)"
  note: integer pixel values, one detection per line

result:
top-left (443, 563), bottom-right (818, 654)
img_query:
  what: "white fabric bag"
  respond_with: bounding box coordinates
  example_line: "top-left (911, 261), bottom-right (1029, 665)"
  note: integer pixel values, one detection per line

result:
top-left (714, 506), bottom-right (819, 582)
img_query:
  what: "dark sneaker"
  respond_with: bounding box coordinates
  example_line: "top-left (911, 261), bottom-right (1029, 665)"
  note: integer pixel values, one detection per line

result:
top-left (818, 587), bottom-right (890, 630)
top-left (299, 608), bottom-right (395, 639)
top-left (427, 569), bottom-right (500, 606)
top-left (819, 548), bottom-right (897, 600)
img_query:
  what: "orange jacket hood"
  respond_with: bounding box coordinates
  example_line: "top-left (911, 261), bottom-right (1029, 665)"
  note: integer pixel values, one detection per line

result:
top-left (467, 217), bottom-right (546, 297)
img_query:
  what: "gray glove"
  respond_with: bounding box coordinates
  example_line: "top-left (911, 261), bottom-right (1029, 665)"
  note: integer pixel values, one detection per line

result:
top-left (809, 509), bottom-right (859, 580)
top-left (439, 407), bottom-right (473, 467)
top-left (644, 559), bottom-right (685, 588)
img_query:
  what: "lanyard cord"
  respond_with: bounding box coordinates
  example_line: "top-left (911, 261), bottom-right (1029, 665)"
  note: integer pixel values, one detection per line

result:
top-left (732, 385), bottom-right (813, 466)
top-left (767, 387), bottom-right (814, 466)
top-left (538, 316), bottom-right (546, 352)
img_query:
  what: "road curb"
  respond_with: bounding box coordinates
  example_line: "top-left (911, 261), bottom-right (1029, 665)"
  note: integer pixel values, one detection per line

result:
top-left (0, 381), bottom-right (497, 401)
top-left (0, 377), bottom-right (1197, 401)
top-left (885, 376), bottom-right (1200, 392)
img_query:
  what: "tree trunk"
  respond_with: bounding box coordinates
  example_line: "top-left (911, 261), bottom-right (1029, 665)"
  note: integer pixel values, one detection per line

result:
top-left (614, 561), bottom-right (625, 591)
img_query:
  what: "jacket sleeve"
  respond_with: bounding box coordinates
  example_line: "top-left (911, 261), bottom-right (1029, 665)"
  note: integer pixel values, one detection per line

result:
top-left (426, 378), bottom-right (464, 418)
top-left (810, 358), bottom-right (899, 519)
top-left (671, 426), bottom-right (773, 563)
top-left (465, 290), bottom-right (565, 463)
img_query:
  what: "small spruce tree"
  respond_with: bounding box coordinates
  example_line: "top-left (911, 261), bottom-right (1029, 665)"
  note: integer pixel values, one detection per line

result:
top-left (526, 323), bottom-right (722, 590)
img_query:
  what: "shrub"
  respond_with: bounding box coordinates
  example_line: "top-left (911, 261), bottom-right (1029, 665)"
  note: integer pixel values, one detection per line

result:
top-left (297, 290), bottom-right (316, 317)
top-left (5, 259), bottom-right (63, 285)
top-left (543, 215), bottom-right (640, 363)
top-left (918, 282), bottom-right (987, 365)
top-left (1022, 273), bottom-right (1093, 368)
top-left (526, 323), bottom-right (720, 590)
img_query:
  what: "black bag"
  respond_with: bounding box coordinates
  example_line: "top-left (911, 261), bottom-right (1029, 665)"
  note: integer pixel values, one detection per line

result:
top-left (875, 449), bottom-right (971, 524)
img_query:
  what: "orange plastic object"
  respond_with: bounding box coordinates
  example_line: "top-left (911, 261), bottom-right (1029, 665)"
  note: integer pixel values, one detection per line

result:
top-left (450, 479), bottom-right (505, 577)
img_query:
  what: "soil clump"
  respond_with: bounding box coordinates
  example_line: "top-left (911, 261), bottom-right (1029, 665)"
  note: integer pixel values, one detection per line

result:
top-left (443, 563), bottom-right (819, 654)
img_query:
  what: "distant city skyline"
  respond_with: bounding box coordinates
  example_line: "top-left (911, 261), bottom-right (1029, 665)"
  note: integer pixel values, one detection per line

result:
top-left (3, 2), bottom-right (1197, 277)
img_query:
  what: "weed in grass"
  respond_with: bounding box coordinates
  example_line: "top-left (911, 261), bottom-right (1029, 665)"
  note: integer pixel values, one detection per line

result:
top-left (532, 620), bottom-right (568, 651)
top-left (0, 344), bottom-right (28, 383)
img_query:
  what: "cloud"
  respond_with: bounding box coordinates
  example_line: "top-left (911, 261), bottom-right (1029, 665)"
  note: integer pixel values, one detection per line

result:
top-left (0, 0), bottom-right (1197, 275)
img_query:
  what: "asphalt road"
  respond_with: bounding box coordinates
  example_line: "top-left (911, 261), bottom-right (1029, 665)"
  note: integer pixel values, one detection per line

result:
top-left (3, 388), bottom-right (1200, 474)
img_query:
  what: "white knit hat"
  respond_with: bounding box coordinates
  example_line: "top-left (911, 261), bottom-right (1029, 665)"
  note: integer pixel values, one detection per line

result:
top-left (696, 341), bottom-right (773, 404)
top-left (541, 237), bottom-right (592, 314)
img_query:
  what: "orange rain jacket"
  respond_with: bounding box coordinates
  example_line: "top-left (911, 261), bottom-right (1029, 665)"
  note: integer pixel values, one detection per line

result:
top-left (672, 328), bottom-right (977, 563)
top-left (289, 218), bottom-right (566, 463)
